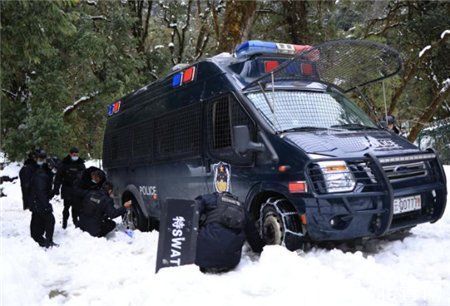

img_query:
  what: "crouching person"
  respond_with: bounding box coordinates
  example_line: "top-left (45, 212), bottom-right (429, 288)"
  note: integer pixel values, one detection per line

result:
top-left (78, 170), bottom-right (131, 237)
top-left (195, 192), bottom-right (264, 273)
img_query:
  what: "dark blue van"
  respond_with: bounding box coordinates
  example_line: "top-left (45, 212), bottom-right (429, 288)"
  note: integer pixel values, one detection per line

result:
top-left (103, 40), bottom-right (447, 249)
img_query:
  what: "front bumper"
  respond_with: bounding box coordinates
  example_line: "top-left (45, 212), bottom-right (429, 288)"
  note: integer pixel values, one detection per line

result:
top-left (301, 150), bottom-right (447, 242)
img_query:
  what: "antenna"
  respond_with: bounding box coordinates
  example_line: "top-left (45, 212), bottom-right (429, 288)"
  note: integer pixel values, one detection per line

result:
top-left (271, 71), bottom-right (275, 114)
top-left (382, 80), bottom-right (388, 122)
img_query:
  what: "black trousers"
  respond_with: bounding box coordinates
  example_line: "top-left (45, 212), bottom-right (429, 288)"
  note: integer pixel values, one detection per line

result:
top-left (21, 189), bottom-right (29, 210)
top-left (30, 212), bottom-right (55, 247)
top-left (97, 219), bottom-right (116, 237)
top-left (62, 197), bottom-right (80, 227)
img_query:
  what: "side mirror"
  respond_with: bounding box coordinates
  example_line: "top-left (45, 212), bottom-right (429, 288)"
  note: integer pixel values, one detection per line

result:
top-left (232, 125), bottom-right (265, 155)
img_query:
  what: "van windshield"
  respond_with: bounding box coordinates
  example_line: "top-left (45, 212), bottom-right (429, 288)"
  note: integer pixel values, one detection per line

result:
top-left (246, 90), bottom-right (378, 132)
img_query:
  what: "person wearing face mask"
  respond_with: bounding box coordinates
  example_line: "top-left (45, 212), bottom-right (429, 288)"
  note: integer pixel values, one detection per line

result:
top-left (53, 147), bottom-right (86, 229)
top-left (29, 150), bottom-right (58, 248)
top-left (78, 169), bottom-right (132, 238)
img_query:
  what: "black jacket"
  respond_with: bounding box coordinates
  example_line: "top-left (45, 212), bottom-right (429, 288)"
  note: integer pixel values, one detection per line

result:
top-left (79, 187), bottom-right (126, 237)
top-left (195, 193), bottom-right (264, 270)
top-left (19, 158), bottom-right (36, 210)
top-left (54, 155), bottom-right (85, 199)
top-left (29, 164), bottom-right (54, 214)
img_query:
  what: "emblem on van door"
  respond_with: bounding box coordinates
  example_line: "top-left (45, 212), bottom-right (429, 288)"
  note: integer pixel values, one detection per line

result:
top-left (213, 162), bottom-right (231, 193)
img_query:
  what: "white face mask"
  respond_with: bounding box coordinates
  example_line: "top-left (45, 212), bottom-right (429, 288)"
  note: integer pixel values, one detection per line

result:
top-left (71, 156), bottom-right (79, 161)
top-left (37, 160), bottom-right (44, 166)
top-left (52, 168), bottom-right (57, 174)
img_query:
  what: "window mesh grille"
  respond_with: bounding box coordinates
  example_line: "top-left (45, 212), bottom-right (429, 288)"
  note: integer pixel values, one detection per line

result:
top-left (132, 120), bottom-right (153, 158)
top-left (247, 91), bottom-right (374, 131)
top-left (154, 102), bottom-right (202, 160)
top-left (207, 94), bottom-right (255, 164)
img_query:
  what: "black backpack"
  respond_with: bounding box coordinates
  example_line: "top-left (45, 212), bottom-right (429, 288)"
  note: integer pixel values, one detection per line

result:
top-left (205, 193), bottom-right (246, 230)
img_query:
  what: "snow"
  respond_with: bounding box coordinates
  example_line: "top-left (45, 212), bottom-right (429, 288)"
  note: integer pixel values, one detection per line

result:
top-left (63, 92), bottom-right (99, 114)
top-left (419, 45), bottom-right (431, 58)
top-left (1, 163), bottom-right (450, 306)
top-left (441, 78), bottom-right (450, 93)
top-left (0, 162), bottom-right (20, 178)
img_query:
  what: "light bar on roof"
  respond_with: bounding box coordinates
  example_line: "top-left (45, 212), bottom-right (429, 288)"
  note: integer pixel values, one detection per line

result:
top-left (107, 100), bottom-right (121, 116)
top-left (235, 40), bottom-right (312, 57)
top-left (172, 66), bottom-right (196, 87)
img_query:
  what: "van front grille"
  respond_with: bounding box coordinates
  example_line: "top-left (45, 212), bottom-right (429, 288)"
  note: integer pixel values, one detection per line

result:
top-left (381, 161), bottom-right (428, 183)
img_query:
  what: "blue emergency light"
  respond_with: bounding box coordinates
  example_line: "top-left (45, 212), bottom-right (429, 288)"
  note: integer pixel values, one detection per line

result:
top-left (235, 40), bottom-right (312, 58)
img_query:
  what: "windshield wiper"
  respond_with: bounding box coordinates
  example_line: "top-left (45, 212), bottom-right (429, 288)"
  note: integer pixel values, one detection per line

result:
top-left (331, 123), bottom-right (378, 130)
top-left (280, 126), bottom-right (331, 133)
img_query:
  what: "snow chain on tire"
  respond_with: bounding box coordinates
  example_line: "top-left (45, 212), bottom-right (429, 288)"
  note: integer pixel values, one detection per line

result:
top-left (259, 197), bottom-right (303, 247)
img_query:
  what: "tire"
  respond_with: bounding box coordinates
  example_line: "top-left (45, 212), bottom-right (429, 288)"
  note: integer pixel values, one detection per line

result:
top-left (130, 199), bottom-right (149, 232)
top-left (260, 198), bottom-right (304, 250)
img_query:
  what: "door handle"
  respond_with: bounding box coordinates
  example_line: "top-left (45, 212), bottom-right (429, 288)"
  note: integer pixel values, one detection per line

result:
top-left (205, 158), bottom-right (212, 173)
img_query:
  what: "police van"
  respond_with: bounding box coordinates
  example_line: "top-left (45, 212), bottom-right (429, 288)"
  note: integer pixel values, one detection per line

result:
top-left (103, 40), bottom-right (447, 249)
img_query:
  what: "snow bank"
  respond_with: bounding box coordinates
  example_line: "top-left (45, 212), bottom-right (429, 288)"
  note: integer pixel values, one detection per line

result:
top-left (0, 162), bottom-right (21, 178)
top-left (1, 163), bottom-right (449, 306)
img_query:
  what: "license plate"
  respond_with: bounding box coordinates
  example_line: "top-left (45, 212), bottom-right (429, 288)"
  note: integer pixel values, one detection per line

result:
top-left (393, 195), bottom-right (421, 215)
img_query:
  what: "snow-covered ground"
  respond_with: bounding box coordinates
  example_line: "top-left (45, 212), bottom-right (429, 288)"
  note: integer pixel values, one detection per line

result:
top-left (1, 162), bottom-right (449, 306)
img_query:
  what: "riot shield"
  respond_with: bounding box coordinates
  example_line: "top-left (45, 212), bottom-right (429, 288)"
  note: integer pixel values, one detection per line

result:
top-left (155, 198), bottom-right (199, 273)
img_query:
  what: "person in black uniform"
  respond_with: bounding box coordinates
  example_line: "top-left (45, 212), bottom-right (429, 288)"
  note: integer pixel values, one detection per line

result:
top-left (78, 170), bottom-right (132, 238)
top-left (29, 150), bottom-right (58, 248)
top-left (383, 115), bottom-right (400, 135)
top-left (195, 192), bottom-right (265, 273)
top-left (19, 150), bottom-right (37, 210)
top-left (53, 147), bottom-right (85, 229)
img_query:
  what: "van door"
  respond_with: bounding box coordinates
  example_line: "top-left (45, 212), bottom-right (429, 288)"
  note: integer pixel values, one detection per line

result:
top-left (152, 102), bottom-right (208, 204)
top-left (204, 93), bottom-right (257, 201)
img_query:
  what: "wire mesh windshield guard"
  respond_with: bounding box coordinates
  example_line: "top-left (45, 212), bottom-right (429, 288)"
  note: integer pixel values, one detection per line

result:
top-left (243, 39), bottom-right (403, 93)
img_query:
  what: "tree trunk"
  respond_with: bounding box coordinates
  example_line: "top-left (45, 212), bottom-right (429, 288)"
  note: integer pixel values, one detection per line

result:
top-left (282, 0), bottom-right (308, 44)
top-left (217, 0), bottom-right (257, 53)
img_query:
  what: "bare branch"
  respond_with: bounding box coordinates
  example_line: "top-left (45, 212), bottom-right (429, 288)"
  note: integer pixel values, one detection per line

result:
top-left (63, 92), bottom-right (99, 117)
top-left (1, 89), bottom-right (18, 100)
top-left (88, 15), bottom-right (109, 21)
top-left (407, 80), bottom-right (450, 141)
top-left (389, 32), bottom-right (449, 113)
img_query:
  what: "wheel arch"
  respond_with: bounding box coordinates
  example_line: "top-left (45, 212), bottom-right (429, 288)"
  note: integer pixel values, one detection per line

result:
top-left (245, 182), bottom-right (297, 220)
top-left (121, 184), bottom-right (149, 218)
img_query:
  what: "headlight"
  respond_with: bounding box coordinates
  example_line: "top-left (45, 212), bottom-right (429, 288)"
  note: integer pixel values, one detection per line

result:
top-left (317, 160), bottom-right (356, 193)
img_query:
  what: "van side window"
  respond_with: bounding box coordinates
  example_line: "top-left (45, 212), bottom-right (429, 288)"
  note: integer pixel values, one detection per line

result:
top-left (212, 97), bottom-right (232, 149)
top-left (154, 102), bottom-right (202, 161)
top-left (132, 120), bottom-right (153, 159)
top-left (103, 127), bottom-right (131, 168)
top-left (208, 94), bottom-right (255, 164)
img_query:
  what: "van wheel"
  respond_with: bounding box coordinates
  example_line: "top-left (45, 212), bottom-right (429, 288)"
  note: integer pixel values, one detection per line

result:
top-left (131, 200), bottom-right (149, 232)
top-left (260, 198), bottom-right (304, 250)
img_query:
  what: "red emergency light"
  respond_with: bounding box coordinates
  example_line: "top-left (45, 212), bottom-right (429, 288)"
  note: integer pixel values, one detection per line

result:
top-left (172, 66), bottom-right (196, 87)
top-left (264, 61), bottom-right (279, 73)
